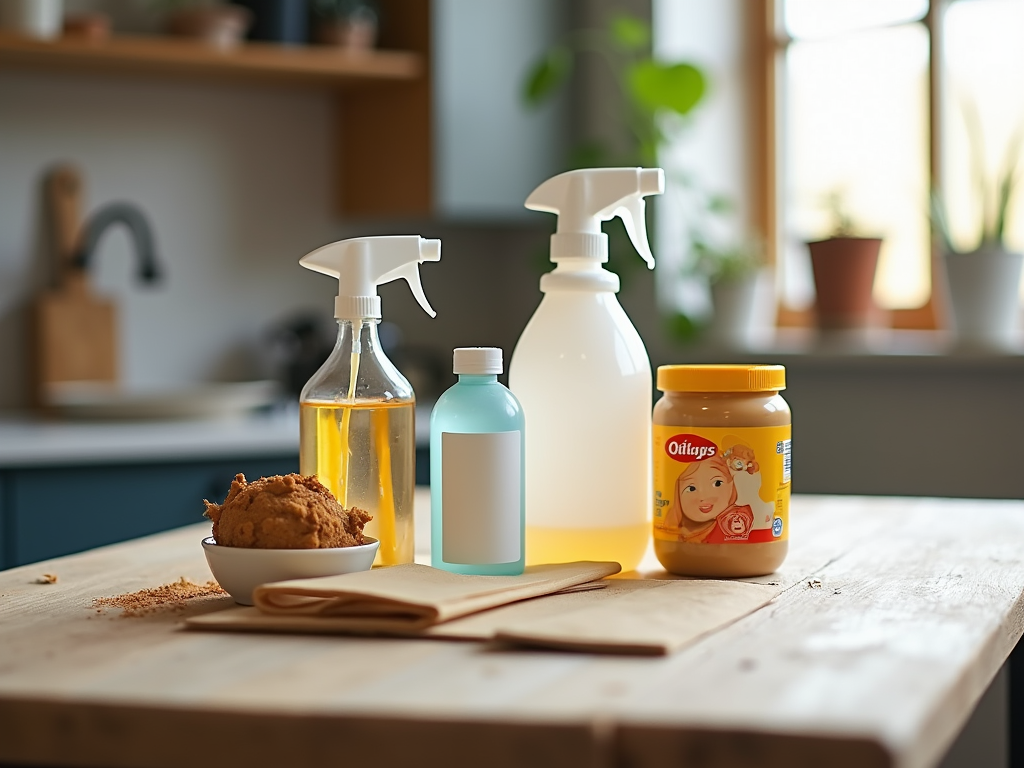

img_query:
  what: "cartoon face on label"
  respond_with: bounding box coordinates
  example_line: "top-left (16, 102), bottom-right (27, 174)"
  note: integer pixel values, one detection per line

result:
top-left (676, 455), bottom-right (737, 523)
top-left (719, 507), bottom-right (753, 538)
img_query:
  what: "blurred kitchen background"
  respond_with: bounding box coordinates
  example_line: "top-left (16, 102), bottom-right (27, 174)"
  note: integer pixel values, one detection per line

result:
top-left (1, 0), bottom-right (1024, 567)
top-left (1, 3), bottom-right (1021, 762)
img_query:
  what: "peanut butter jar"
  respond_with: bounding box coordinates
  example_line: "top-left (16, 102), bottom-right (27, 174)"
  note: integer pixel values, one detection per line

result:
top-left (652, 365), bottom-right (790, 577)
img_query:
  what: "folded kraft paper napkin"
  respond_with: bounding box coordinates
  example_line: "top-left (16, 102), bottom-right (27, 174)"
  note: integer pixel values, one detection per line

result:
top-left (251, 562), bottom-right (618, 630)
top-left (187, 562), bottom-right (783, 655)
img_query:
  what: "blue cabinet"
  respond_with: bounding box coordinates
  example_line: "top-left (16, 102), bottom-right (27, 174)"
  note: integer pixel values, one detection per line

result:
top-left (0, 455), bottom-right (297, 569)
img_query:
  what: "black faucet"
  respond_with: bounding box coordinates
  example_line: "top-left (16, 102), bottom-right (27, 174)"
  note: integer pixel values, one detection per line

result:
top-left (73, 202), bottom-right (162, 284)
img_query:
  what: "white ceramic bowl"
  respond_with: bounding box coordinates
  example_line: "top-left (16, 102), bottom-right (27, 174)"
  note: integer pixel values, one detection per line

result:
top-left (202, 536), bottom-right (379, 605)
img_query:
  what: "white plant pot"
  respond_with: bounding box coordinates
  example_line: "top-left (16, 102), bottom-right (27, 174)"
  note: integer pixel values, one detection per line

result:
top-left (0, 0), bottom-right (63, 39)
top-left (707, 268), bottom-right (775, 349)
top-left (943, 248), bottom-right (1023, 351)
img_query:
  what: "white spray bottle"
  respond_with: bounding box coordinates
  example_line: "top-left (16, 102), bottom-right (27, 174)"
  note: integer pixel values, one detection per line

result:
top-left (509, 167), bottom-right (664, 571)
top-left (299, 235), bottom-right (441, 565)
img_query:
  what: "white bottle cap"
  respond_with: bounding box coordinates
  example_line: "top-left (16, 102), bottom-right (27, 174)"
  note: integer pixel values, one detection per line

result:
top-left (453, 347), bottom-right (503, 375)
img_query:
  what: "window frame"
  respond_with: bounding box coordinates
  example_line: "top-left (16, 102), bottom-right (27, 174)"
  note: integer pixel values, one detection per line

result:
top-left (752, 0), bottom-right (947, 330)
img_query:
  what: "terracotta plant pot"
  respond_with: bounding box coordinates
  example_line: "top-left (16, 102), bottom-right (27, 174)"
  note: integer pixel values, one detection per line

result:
top-left (807, 237), bottom-right (882, 329)
top-left (166, 5), bottom-right (252, 50)
top-left (62, 13), bottom-right (112, 41)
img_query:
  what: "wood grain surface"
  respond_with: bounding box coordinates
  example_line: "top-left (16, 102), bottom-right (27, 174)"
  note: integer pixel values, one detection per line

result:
top-left (0, 494), bottom-right (1022, 768)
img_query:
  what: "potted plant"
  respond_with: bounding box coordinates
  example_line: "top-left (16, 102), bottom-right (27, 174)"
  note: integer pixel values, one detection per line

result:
top-left (158, 0), bottom-right (251, 50)
top-left (692, 231), bottom-right (770, 349)
top-left (310, 0), bottom-right (378, 50)
top-left (232, 0), bottom-right (308, 44)
top-left (932, 118), bottom-right (1023, 351)
top-left (806, 192), bottom-right (884, 331)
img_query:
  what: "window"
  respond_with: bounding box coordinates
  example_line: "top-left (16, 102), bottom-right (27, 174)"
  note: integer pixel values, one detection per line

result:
top-left (768, 0), bottom-right (1024, 328)
top-left (943, 1), bottom-right (1024, 255)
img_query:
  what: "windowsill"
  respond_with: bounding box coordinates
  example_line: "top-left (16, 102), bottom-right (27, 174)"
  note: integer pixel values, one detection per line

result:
top-left (665, 329), bottom-right (1024, 371)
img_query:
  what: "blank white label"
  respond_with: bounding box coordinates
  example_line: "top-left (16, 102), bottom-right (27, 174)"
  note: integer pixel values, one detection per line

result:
top-left (441, 431), bottom-right (521, 565)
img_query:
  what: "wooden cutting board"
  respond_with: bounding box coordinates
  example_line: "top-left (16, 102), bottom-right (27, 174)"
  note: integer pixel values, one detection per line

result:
top-left (32, 164), bottom-right (117, 407)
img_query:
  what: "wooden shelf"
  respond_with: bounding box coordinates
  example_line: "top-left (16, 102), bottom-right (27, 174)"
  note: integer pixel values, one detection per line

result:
top-left (0, 0), bottom-right (433, 218)
top-left (0, 32), bottom-right (422, 88)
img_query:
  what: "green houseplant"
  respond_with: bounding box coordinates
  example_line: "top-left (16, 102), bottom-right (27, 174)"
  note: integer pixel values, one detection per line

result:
top-left (932, 111), bottom-right (1023, 350)
top-left (688, 193), bottom-right (770, 348)
top-left (523, 11), bottom-right (709, 312)
top-left (523, 13), bottom-right (705, 168)
top-left (696, 237), bottom-right (769, 348)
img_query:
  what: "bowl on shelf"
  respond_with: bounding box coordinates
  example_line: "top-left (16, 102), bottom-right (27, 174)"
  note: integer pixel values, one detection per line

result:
top-left (43, 380), bottom-right (279, 421)
top-left (165, 4), bottom-right (252, 50)
top-left (202, 536), bottom-right (379, 605)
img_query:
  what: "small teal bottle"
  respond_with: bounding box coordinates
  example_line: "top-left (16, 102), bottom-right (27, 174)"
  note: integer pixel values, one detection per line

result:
top-left (430, 347), bottom-right (525, 575)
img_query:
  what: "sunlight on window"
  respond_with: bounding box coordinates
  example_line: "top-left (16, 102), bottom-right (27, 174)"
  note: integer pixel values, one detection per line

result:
top-left (783, 23), bottom-right (930, 310)
top-left (785, 0), bottom-right (927, 39)
top-left (944, 0), bottom-right (1024, 261)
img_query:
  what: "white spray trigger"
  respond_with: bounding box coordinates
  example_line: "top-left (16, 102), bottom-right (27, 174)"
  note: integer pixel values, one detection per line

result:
top-left (525, 167), bottom-right (664, 267)
top-left (612, 198), bottom-right (655, 270)
top-left (379, 261), bottom-right (437, 318)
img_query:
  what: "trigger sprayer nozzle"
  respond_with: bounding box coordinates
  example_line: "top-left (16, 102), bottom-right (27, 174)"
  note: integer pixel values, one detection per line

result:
top-left (299, 235), bottom-right (441, 320)
top-left (638, 168), bottom-right (663, 196)
top-left (420, 238), bottom-right (441, 263)
top-left (525, 167), bottom-right (664, 267)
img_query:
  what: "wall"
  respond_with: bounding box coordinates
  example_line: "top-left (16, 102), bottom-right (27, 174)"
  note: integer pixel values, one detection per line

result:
top-left (0, 71), bottom-right (342, 408)
top-left (0, 76), bottom-right (561, 411)
top-left (433, 0), bottom-right (569, 217)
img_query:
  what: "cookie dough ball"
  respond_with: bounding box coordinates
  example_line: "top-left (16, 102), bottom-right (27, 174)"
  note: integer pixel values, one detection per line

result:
top-left (204, 473), bottom-right (371, 549)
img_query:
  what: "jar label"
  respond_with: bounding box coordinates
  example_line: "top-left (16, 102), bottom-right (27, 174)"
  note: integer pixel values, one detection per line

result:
top-left (653, 425), bottom-right (791, 544)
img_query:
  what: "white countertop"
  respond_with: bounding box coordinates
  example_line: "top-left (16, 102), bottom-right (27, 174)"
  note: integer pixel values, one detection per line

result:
top-left (0, 408), bottom-right (300, 468)
top-left (0, 403), bottom-right (434, 468)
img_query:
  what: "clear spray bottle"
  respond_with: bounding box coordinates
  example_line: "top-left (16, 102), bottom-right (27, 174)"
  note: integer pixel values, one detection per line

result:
top-left (298, 235), bottom-right (441, 565)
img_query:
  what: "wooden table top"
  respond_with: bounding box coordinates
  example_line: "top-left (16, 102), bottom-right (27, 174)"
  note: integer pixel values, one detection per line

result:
top-left (1, 493), bottom-right (1022, 768)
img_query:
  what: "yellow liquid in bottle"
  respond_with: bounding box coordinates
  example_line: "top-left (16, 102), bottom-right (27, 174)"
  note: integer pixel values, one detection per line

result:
top-left (526, 522), bottom-right (650, 573)
top-left (299, 400), bottom-right (415, 566)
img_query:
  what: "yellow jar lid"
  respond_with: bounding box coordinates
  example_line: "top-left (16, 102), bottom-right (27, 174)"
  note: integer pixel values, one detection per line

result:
top-left (657, 364), bottom-right (786, 392)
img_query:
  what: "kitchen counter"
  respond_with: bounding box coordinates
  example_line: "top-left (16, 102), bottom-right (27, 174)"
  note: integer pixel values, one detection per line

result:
top-left (0, 493), bottom-right (1022, 768)
top-left (0, 402), bottom-right (433, 466)
top-left (0, 405), bottom-right (435, 569)
top-left (0, 408), bottom-right (302, 569)
top-left (0, 407), bottom-right (299, 468)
